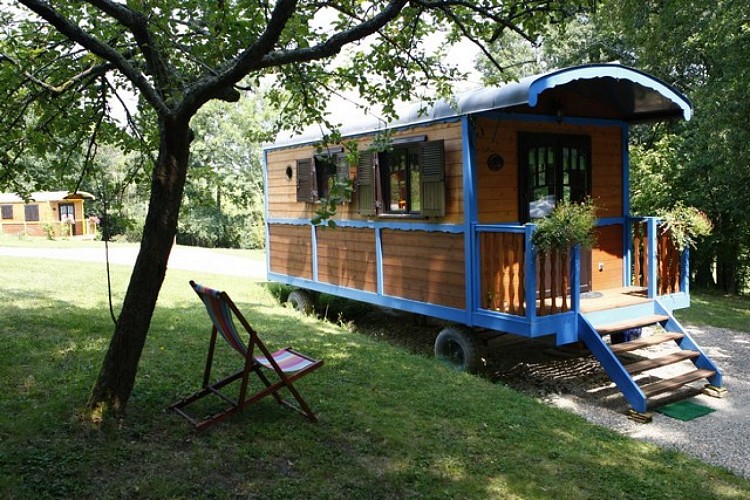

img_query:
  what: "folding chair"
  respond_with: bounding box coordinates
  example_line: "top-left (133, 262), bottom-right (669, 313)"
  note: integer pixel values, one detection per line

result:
top-left (170, 281), bottom-right (323, 431)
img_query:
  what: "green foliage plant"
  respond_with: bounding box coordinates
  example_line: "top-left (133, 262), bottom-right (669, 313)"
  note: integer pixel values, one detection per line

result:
top-left (42, 223), bottom-right (56, 240)
top-left (658, 203), bottom-right (713, 252)
top-left (531, 198), bottom-right (597, 252)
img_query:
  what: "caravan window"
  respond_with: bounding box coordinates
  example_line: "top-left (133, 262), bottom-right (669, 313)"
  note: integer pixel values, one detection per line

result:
top-left (380, 144), bottom-right (422, 213)
top-left (296, 149), bottom-right (348, 203)
top-left (519, 133), bottom-right (591, 223)
top-left (1, 205), bottom-right (12, 220)
top-left (315, 151), bottom-right (348, 200)
top-left (357, 139), bottom-right (445, 218)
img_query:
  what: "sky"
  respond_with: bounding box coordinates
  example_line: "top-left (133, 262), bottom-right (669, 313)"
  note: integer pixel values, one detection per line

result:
top-left (323, 38), bottom-right (483, 124)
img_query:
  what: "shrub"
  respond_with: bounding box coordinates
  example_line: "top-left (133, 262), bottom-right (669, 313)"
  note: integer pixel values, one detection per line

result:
top-left (531, 199), bottom-right (597, 252)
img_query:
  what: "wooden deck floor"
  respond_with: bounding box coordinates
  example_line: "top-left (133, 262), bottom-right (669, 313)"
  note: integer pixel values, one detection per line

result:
top-left (579, 287), bottom-right (651, 313)
top-left (535, 287), bottom-right (651, 315)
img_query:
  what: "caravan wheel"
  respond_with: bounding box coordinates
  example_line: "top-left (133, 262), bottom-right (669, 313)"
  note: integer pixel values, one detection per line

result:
top-left (434, 327), bottom-right (482, 373)
top-left (287, 289), bottom-right (314, 315)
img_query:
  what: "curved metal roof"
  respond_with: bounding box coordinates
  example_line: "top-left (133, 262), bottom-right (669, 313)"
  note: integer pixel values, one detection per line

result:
top-left (268, 63), bottom-right (692, 150)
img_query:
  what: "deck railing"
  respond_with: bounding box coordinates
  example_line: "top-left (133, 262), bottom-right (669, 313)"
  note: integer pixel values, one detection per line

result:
top-left (630, 217), bottom-right (688, 297)
top-left (477, 224), bottom-right (578, 317)
top-left (479, 227), bottom-right (526, 315)
top-left (536, 248), bottom-right (572, 316)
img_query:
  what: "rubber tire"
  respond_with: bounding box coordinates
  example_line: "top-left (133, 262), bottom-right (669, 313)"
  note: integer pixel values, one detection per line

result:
top-left (287, 289), bottom-right (314, 315)
top-left (434, 326), bottom-right (483, 373)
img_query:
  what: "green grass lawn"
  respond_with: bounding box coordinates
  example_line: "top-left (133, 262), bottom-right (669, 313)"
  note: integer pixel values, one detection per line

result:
top-left (1, 258), bottom-right (748, 498)
top-left (676, 288), bottom-right (750, 331)
top-left (0, 233), bottom-right (107, 248)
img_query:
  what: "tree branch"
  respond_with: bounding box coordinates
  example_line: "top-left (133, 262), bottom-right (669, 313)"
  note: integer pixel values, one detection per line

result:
top-left (16, 0), bottom-right (169, 115)
top-left (183, 0), bottom-right (300, 112)
top-left (83, 0), bottom-right (175, 98)
top-left (254, 0), bottom-right (409, 70)
top-left (1, 51), bottom-right (114, 96)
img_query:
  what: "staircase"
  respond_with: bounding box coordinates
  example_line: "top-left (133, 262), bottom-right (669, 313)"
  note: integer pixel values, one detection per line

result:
top-left (578, 299), bottom-right (723, 416)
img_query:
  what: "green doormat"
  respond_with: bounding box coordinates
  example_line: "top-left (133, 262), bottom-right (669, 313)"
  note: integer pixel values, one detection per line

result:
top-left (655, 401), bottom-right (716, 421)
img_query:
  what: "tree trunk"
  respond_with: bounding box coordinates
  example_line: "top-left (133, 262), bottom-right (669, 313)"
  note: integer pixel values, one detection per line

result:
top-left (692, 243), bottom-right (716, 289)
top-left (88, 117), bottom-right (192, 415)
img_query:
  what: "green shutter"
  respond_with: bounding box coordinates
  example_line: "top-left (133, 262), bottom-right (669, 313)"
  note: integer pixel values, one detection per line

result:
top-left (357, 151), bottom-right (376, 215)
top-left (420, 140), bottom-right (445, 217)
top-left (336, 153), bottom-right (349, 181)
top-left (296, 158), bottom-right (316, 203)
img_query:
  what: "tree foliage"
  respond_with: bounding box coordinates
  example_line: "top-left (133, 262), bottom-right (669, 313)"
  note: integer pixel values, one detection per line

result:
top-left (180, 93), bottom-right (271, 248)
top-left (477, 0), bottom-right (750, 293)
top-left (0, 0), bottom-right (592, 416)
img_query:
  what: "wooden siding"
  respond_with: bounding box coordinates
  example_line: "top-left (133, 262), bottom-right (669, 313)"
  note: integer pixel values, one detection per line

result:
top-left (0, 199), bottom-right (86, 237)
top-left (265, 122), bottom-right (464, 224)
top-left (268, 224), bottom-right (313, 280)
top-left (592, 224), bottom-right (624, 290)
top-left (316, 227), bottom-right (377, 292)
top-left (381, 230), bottom-right (465, 309)
top-left (474, 118), bottom-right (623, 223)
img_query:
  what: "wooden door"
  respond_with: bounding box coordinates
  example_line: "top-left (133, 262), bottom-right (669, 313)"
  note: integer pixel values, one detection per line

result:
top-left (519, 133), bottom-right (592, 292)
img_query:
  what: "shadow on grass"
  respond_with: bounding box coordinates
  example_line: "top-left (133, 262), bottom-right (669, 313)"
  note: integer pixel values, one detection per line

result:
top-left (0, 289), bottom-right (748, 498)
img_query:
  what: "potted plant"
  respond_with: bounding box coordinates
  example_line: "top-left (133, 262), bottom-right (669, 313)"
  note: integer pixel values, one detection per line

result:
top-left (531, 198), bottom-right (597, 252)
top-left (657, 202), bottom-right (713, 251)
top-left (530, 198), bottom-right (597, 314)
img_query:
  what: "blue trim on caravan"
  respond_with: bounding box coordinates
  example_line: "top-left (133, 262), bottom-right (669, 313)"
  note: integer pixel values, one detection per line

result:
top-left (268, 271), bottom-right (467, 323)
top-left (523, 224), bottom-right (537, 324)
top-left (311, 225), bottom-right (318, 282)
top-left (527, 64), bottom-right (693, 121)
top-left (622, 125), bottom-right (631, 287)
top-left (462, 116), bottom-right (477, 325)
top-left (267, 217), bottom-right (464, 234)
top-left (375, 227), bottom-right (384, 295)
top-left (263, 150), bottom-right (271, 278)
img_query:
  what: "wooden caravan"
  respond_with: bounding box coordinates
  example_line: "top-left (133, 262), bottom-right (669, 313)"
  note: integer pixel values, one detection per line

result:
top-left (263, 64), bottom-right (724, 415)
top-left (0, 191), bottom-right (95, 238)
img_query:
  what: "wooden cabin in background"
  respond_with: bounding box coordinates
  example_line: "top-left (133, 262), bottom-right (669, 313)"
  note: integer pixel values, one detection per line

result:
top-left (263, 64), bottom-right (724, 417)
top-left (0, 191), bottom-right (95, 238)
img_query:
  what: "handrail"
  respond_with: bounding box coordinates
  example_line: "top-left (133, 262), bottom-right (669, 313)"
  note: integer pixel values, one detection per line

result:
top-left (630, 216), bottom-right (686, 298)
top-left (474, 223), bottom-right (526, 234)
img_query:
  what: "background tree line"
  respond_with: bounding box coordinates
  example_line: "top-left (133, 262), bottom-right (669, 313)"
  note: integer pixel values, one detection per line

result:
top-left (478, 0), bottom-right (750, 294)
top-left (4, 1), bottom-right (746, 291)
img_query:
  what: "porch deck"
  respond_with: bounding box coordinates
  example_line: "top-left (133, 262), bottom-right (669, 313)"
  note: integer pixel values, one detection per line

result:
top-left (579, 287), bottom-right (650, 313)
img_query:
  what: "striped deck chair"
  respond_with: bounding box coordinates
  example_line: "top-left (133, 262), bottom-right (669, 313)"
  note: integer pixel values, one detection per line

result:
top-left (170, 281), bottom-right (323, 431)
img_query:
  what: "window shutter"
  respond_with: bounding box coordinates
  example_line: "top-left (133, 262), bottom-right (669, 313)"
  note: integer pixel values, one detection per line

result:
top-left (296, 158), bottom-right (316, 203)
top-left (357, 151), bottom-right (376, 215)
top-left (420, 140), bottom-right (445, 217)
top-left (336, 153), bottom-right (349, 181)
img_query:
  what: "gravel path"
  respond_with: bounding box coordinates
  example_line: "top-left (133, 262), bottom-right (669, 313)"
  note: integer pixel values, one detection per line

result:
top-left (488, 324), bottom-right (749, 479)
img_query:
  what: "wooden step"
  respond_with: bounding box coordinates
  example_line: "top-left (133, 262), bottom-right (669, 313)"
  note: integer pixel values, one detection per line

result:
top-left (625, 350), bottom-right (700, 375)
top-left (610, 332), bottom-right (685, 354)
top-left (641, 369), bottom-right (716, 398)
top-left (596, 314), bottom-right (669, 335)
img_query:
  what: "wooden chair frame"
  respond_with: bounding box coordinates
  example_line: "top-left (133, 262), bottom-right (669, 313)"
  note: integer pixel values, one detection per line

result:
top-left (170, 281), bottom-right (323, 431)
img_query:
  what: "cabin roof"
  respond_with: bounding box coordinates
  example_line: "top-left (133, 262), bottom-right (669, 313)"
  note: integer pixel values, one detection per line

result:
top-left (267, 63), bottom-right (692, 150)
top-left (0, 191), bottom-right (96, 203)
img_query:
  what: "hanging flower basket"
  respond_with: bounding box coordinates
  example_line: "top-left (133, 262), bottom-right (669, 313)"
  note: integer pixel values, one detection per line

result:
top-left (531, 198), bottom-right (597, 252)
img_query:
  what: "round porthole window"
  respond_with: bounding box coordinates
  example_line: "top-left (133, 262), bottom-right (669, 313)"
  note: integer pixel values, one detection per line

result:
top-left (487, 154), bottom-right (504, 172)
top-left (285, 165), bottom-right (293, 180)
